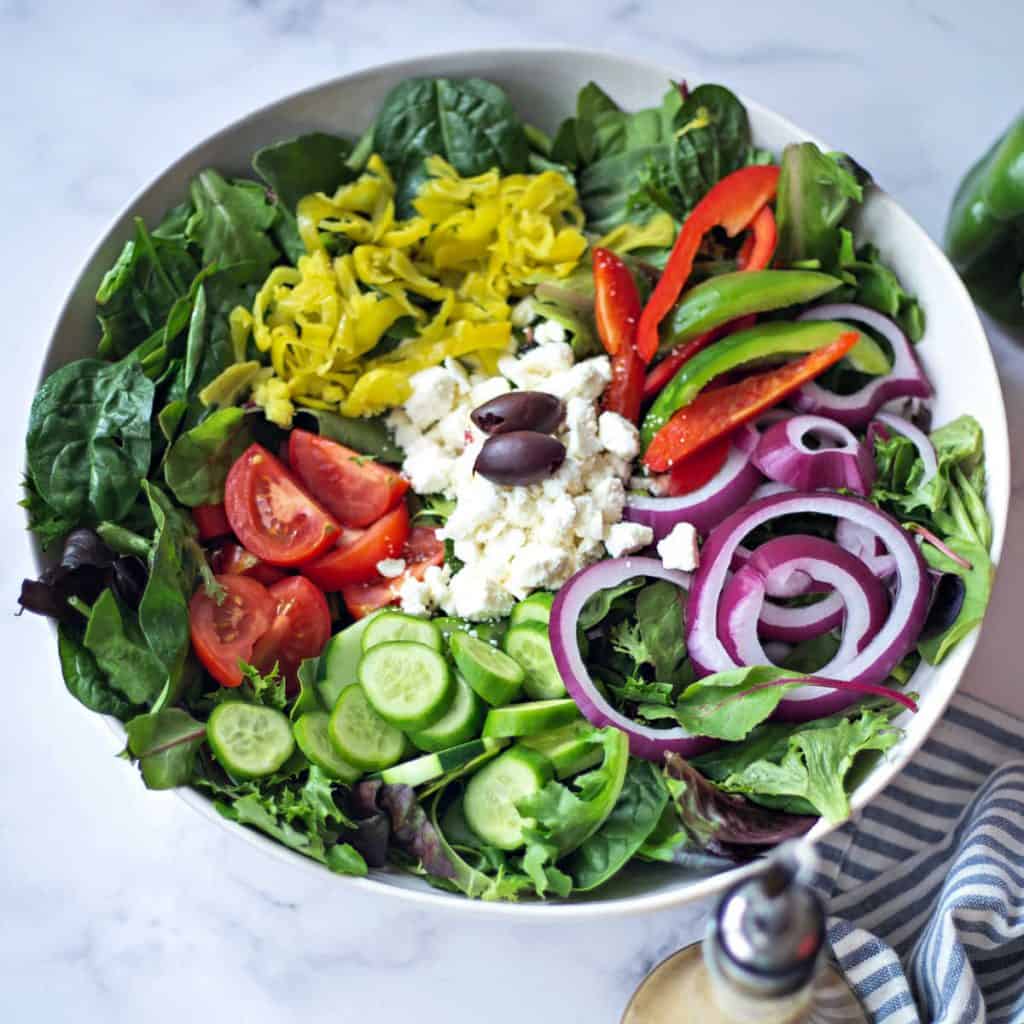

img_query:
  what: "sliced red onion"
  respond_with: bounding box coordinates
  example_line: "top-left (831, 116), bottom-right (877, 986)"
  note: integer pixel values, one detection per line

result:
top-left (757, 591), bottom-right (846, 642)
top-left (873, 410), bottom-right (938, 486)
top-left (753, 414), bottom-right (876, 495)
top-left (549, 557), bottom-right (717, 760)
top-left (793, 304), bottom-right (931, 427)
top-left (835, 519), bottom-right (897, 580)
top-left (718, 537), bottom-right (889, 665)
top-left (750, 481), bottom-right (795, 501)
top-left (687, 491), bottom-right (929, 720)
top-left (623, 426), bottom-right (761, 542)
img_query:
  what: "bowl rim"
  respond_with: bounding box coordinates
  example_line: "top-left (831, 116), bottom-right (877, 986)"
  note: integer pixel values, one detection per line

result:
top-left (31, 43), bottom-right (1010, 919)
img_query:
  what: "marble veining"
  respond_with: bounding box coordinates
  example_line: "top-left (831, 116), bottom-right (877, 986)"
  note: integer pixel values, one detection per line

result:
top-left (3, 2), bottom-right (1023, 1020)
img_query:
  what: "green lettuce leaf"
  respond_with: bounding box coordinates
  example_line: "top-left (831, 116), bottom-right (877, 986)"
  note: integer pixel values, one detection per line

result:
top-left (919, 539), bottom-right (994, 665)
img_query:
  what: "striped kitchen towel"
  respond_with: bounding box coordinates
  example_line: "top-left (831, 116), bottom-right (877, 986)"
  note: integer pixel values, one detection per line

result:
top-left (815, 693), bottom-right (1024, 1023)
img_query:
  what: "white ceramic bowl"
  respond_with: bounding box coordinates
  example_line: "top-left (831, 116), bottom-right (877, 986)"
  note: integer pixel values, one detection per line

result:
top-left (33, 47), bottom-right (1009, 918)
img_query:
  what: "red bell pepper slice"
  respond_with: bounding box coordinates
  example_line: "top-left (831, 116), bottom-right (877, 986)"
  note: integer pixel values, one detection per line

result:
top-left (644, 331), bottom-right (859, 472)
top-left (593, 247), bottom-right (645, 422)
top-left (635, 165), bottom-right (781, 363)
top-left (737, 205), bottom-right (778, 271)
top-left (665, 434), bottom-right (732, 495)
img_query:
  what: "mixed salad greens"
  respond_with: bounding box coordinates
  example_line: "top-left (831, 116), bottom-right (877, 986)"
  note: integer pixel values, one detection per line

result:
top-left (21, 76), bottom-right (996, 900)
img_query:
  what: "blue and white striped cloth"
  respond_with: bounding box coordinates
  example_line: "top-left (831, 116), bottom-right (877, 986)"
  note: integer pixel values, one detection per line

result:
top-left (816, 694), bottom-right (1024, 1023)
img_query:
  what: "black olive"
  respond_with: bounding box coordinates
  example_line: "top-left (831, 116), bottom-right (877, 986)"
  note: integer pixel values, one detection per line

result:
top-left (474, 431), bottom-right (566, 486)
top-left (471, 390), bottom-right (564, 436)
top-left (921, 572), bottom-right (966, 640)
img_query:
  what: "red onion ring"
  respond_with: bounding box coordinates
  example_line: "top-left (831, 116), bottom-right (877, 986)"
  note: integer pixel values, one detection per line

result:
top-left (623, 425), bottom-right (761, 541)
top-left (549, 557), bottom-right (717, 760)
top-left (835, 519), bottom-right (897, 580)
top-left (752, 414), bottom-right (876, 495)
top-left (793, 304), bottom-right (931, 427)
top-left (686, 491), bottom-right (929, 720)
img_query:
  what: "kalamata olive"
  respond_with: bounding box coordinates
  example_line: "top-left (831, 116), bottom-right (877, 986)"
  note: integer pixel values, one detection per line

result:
top-left (471, 390), bottom-right (564, 436)
top-left (474, 431), bottom-right (566, 486)
top-left (920, 572), bottom-right (966, 640)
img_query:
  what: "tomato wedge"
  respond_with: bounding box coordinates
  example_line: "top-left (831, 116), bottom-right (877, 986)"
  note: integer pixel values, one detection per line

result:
top-left (192, 503), bottom-right (231, 541)
top-left (189, 575), bottom-right (277, 688)
top-left (224, 444), bottom-right (340, 567)
top-left (251, 576), bottom-right (332, 688)
top-left (289, 430), bottom-right (409, 529)
top-left (301, 502), bottom-right (411, 591)
top-left (341, 526), bottom-right (445, 619)
top-left (210, 542), bottom-right (290, 586)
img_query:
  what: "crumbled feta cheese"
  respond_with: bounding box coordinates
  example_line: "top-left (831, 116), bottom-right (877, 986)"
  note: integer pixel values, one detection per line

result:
top-left (510, 297), bottom-right (539, 328)
top-left (546, 356), bottom-right (612, 402)
top-left (498, 342), bottom-right (574, 390)
top-left (376, 558), bottom-right (406, 578)
top-left (564, 396), bottom-right (602, 459)
top-left (605, 521), bottom-right (655, 558)
top-left (657, 522), bottom-right (701, 572)
top-left (398, 564), bottom-right (453, 617)
top-left (402, 440), bottom-right (456, 495)
top-left (447, 564), bottom-right (516, 620)
top-left (598, 412), bottom-right (640, 460)
top-left (469, 375), bottom-right (512, 408)
top-left (506, 543), bottom-right (571, 598)
top-left (404, 364), bottom-right (463, 430)
top-left (533, 319), bottom-right (567, 345)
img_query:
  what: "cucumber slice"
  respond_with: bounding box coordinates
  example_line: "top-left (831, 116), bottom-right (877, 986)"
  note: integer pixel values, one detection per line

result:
top-left (521, 721), bottom-right (603, 779)
top-left (509, 591), bottom-right (554, 627)
top-left (503, 623), bottom-right (566, 699)
top-left (362, 611), bottom-right (443, 653)
top-left (293, 711), bottom-right (361, 782)
top-left (482, 698), bottom-right (581, 739)
top-left (379, 738), bottom-right (505, 787)
top-left (207, 702), bottom-right (294, 780)
top-left (328, 685), bottom-right (406, 771)
top-left (451, 631), bottom-right (525, 707)
top-left (463, 746), bottom-right (554, 850)
top-left (434, 617), bottom-right (508, 649)
top-left (409, 675), bottom-right (486, 752)
top-left (358, 641), bottom-right (453, 730)
top-left (319, 612), bottom-right (381, 710)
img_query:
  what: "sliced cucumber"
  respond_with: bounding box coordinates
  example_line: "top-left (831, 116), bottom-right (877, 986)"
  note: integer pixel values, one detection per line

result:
top-left (328, 684), bottom-right (406, 771)
top-left (379, 738), bottom-right (505, 788)
top-left (362, 611), bottom-right (443, 653)
top-left (509, 591), bottom-right (554, 628)
top-left (319, 612), bottom-right (381, 710)
top-left (463, 746), bottom-right (554, 850)
top-left (434, 616), bottom-right (507, 649)
top-left (408, 674), bottom-right (486, 752)
top-left (482, 698), bottom-right (581, 739)
top-left (451, 631), bottom-right (525, 707)
top-left (503, 623), bottom-right (566, 700)
top-left (207, 702), bottom-right (294, 780)
top-left (358, 641), bottom-right (453, 730)
top-left (521, 720), bottom-right (603, 779)
top-left (293, 711), bottom-right (361, 782)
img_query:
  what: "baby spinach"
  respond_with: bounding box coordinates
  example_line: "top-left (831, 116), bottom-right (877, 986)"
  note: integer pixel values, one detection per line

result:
top-left (57, 623), bottom-right (141, 720)
top-left (163, 406), bottom-right (253, 506)
top-left (26, 357), bottom-right (154, 523)
top-left (918, 539), bottom-right (993, 665)
top-left (296, 409), bottom-right (404, 465)
top-left (372, 77), bottom-right (530, 213)
top-left (125, 707), bottom-right (206, 789)
top-left (253, 132), bottom-right (354, 211)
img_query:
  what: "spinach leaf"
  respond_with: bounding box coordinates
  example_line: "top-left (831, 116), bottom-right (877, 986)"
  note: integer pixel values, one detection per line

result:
top-left (565, 759), bottom-right (668, 891)
top-left (125, 707), bottom-right (206, 789)
top-left (84, 589), bottom-right (167, 706)
top-left (578, 576), bottom-right (645, 631)
top-left (163, 406), bottom-right (253, 506)
top-left (57, 623), bottom-right (141, 720)
top-left (716, 707), bottom-right (900, 822)
top-left (26, 358), bottom-right (154, 522)
top-left (635, 580), bottom-right (687, 683)
top-left (775, 143), bottom-right (864, 269)
top-left (372, 78), bottom-right (529, 213)
top-left (20, 476), bottom-right (76, 550)
top-left (252, 132), bottom-right (354, 210)
top-left (918, 538), bottom-right (993, 665)
top-left (186, 170), bottom-right (279, 284)
top-left (295, 409), bottom-right (404, 464)
top-left (779, 631), bottom-right (841, 674)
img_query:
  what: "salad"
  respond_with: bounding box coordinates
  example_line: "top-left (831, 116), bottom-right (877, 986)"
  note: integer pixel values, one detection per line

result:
top-left (21, 76), bottom-right (996, 900)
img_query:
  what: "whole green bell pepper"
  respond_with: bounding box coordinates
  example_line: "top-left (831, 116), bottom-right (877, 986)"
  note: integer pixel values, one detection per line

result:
top-left (660, 269), bottom-right (842, 353)
top-left (945, 113), bottom-right (1024, 327)
top-left (640, 320), bottom-right (890, 448)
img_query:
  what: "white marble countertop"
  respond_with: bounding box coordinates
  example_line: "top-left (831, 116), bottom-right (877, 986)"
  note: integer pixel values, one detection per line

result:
top-left (3, 2), bottom-right (1023, 1021)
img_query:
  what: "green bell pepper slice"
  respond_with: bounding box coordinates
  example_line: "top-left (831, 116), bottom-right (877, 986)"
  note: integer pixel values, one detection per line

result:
top-left (641, 320), bottom-right (890, 448)
top-left (661, 269), bottom-right (843, 352)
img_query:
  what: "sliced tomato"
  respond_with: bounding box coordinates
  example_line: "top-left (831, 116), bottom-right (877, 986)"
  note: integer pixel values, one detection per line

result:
top-left (192, 503), bottom-right (231, 541)
top-left (189, 574), bottom-right (277, 688)
top-left (341, 526), bottom-right (445, 618)
top-left (251, 576), bottom-right (332, 688)
top-left (210, 542), bottom-right (290, 586)
top-left (224, 444), bottom-right (340, 567)
top-left (666, 435), bottom-right (732, 495)
top-left (289, 429), bottom-right (409, 529)
top-left (301, 502), bottom-right (411, 591)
